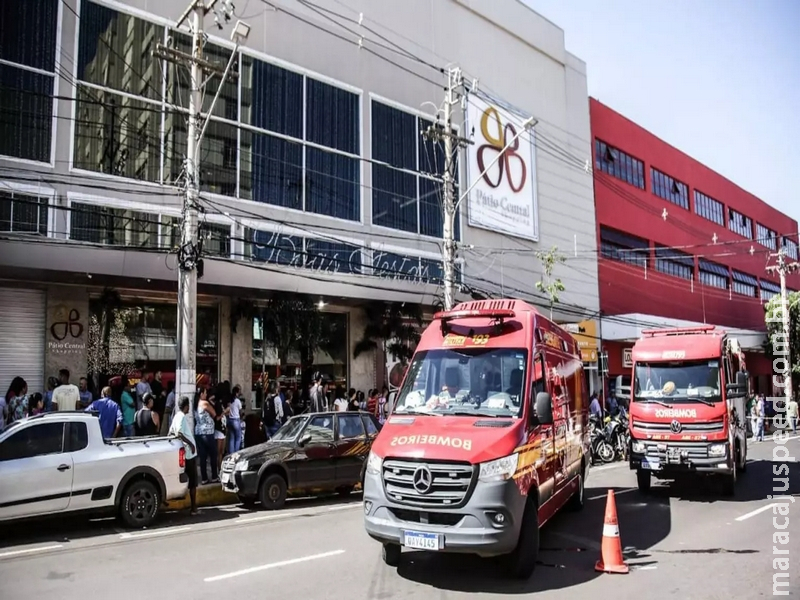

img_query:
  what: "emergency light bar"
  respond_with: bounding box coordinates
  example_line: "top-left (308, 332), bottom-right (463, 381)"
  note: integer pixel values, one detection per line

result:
top-left (641, 325), bottom-right (716, 337)
top-left (433, 309), bottom-right (516, 335)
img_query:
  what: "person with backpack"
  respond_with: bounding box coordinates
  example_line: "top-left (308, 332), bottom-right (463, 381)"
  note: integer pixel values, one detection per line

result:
top-left (262, 380), bottom-right (283, 439)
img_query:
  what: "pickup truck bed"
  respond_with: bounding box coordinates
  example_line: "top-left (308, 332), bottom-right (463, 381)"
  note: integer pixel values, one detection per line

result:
top-left (0, 412), bottom-right (188, 527)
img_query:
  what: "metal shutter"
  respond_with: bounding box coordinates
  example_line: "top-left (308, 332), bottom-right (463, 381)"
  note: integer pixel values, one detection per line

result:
top-left (0, 288), bottom-right (45, 397)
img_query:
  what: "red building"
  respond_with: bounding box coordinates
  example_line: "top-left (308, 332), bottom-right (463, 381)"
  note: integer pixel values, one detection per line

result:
top-left (590, 98), bottom-right (800, 393)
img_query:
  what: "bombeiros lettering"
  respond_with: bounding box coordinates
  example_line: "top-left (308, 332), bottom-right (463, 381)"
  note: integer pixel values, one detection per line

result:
top-left (390, 435), bottom-right (472, 451)
top-left (654, 408), bottom-right (697, 419)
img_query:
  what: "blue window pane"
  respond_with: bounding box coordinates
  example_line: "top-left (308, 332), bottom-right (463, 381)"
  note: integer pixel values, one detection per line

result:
top-left (306, 79), bottom-right (359, 154)
top-left (0, 0), bottom-right (58, 71)
top-left (245, 58), bottom-right (303, 139)
top-left (421, 258), bottom-right (444, 285)
top-left (372, 251), bottom-right (419, 281)
top-left (419, 177), bottom-right (461, 240)
top-left (249, 230), bottom-right (303, 266)
top-left (241, 131), bottom-right (303, 210)
top-left (372, 165), bottom-right (416, 232)
top-left (305, 147), bottom-right (360, 221)
top-left (306, 239), bottom-right (361, 274)
top-left (0, 64), bottom-right (53, 162)
top-left (371, 101), bottom-right (416, 170)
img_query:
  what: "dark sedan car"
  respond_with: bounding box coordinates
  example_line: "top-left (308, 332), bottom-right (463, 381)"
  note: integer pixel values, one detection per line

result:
top-left (220, 411), bottom-right (382, 509)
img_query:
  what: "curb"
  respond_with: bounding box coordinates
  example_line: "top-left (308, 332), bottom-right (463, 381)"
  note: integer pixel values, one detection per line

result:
top-left (166, 482), bottom-right (365, 511)
top-left (166, 484), bottom-right (235, 511)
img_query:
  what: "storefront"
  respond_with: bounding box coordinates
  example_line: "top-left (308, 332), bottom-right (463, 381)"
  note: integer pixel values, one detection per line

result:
top-left (565, 320), bottom-right (602, 395)
top-left (87, 297), bottom-right (220, 389)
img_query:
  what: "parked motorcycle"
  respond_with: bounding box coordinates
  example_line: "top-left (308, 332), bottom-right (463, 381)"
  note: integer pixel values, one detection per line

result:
top-left (590, 413), bottom-right (628, 464)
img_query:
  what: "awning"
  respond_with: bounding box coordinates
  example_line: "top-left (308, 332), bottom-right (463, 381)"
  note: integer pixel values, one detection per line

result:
top-left (698, 259), bottom-right (729, 278)
top-left (600, 227), bottom-right (649, 250)
top-left (760, 280), bottom-right (781, 294)
top-left (654, 246), bottom-right (694, 267)
top-left (732, 270), bottom-right (758, 286)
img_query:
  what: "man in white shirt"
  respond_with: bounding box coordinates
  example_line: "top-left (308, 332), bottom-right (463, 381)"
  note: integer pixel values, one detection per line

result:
top-left (169, 396), bottom-right (198, 515)
top-left (53, 384), bottom-right (80, 412)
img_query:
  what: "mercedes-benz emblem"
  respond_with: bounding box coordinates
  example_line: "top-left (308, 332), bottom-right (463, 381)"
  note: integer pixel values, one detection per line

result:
top-left (412, 466), bottom-right (433, 494)
top-left (670, 419), bottom-right (682, 434)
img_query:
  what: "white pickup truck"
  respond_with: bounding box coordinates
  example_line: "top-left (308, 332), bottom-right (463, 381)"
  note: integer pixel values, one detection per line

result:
top-left (0, 412), bottom-right (188, 527)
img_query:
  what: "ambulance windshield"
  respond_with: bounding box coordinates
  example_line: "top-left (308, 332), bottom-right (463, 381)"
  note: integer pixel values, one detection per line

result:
top-left (393, 348), bottom-right (528, 418)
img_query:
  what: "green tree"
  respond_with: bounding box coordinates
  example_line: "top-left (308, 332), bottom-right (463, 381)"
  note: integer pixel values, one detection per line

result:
top-left (353, 301), bottom-right (423, 386)
top-left (535, 246), bottom-right (567, 320)
top-left (764, 291), bottom-right (800, 377)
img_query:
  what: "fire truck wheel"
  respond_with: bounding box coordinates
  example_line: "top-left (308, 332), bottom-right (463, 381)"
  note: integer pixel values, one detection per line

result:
top-left (507, 498), bottom-right (539, 579)
top-left (739, 441), bottom-right (747, 473)
top-left (382, 543), bottom-right (402, 567)
top-left (721, 459), bottom-right (737, 496)
top-left (636, 469), bottom-right (651, 493)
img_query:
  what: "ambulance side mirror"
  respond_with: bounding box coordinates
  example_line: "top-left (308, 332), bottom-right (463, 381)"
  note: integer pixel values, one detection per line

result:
top-left (533, 392), bottom-right (553, 426)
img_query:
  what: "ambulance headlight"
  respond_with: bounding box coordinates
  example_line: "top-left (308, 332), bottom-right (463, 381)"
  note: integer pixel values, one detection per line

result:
top-left (366, 451), bottom-right (383, 475)
top-left (479, 453), bottom-right (519, 482)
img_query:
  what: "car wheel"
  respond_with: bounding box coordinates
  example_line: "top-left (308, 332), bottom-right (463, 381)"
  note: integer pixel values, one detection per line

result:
top-left (120, 479), bottom-right (160, 528)
top-left (258, 474), bottom-right (287, 510)
top-left (636, 469), bottom-right (651, 494)
top-left (382, 543), bottom-right (402, 567)
top-left (337, 485), bottom-right (355, 498)
top-left (506, 498), bottom-right (539, 579)
top-left (237, 494), bottom-right (257, 508)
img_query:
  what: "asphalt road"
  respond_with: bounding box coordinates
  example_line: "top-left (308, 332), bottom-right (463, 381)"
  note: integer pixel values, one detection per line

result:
top-left (2, 436), bottom-right (799, 599)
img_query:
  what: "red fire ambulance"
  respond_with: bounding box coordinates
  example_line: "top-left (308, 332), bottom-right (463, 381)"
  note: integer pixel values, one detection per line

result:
top-left (363, 299), bottom-right (590, 579)
top-left (626, 326), bottom-right (749, 496)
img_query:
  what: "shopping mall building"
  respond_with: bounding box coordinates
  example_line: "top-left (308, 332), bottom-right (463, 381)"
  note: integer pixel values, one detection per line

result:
top-left (0, 0), bottom-right (601, 402)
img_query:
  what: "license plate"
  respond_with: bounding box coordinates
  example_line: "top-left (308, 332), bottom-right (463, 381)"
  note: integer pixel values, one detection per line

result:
top-left (221, 472), bottom-right (230, 485)
top-left (403, 531), bottom-right (441, 550)
top-left (641, 458), bottom-right (660, 470)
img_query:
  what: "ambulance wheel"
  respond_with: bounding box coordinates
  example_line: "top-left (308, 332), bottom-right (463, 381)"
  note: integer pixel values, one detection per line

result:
top-left (636, 469), bottom-right (651, 493)
top-left (567, 466), bottom-right (585, 511)
top-left (382, 543), bottom-right (402, 567)
top-left (506, 498), bottom-right (539, 579)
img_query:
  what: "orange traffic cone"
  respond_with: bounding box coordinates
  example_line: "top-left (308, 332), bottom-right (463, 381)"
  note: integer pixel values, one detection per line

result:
top-left (594, 490), bottom-right (629, 574)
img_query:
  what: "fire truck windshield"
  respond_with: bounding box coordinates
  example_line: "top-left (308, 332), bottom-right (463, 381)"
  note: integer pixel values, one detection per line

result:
top-left (393, 348), bottom-right (528, 418)
top-left (633, 360), bottom-right (722, 403)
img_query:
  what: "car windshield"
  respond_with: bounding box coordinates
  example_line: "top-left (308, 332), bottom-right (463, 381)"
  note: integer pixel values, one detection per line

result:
top-left (393, 348), bottom-right (528, 418)
top-left (271, 416), bottom-right (307, 441)
top-left (634, 360), bottom-right (722, 403)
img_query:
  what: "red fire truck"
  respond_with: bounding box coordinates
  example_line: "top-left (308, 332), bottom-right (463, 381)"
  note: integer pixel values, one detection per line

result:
top-left (626, 326), bottom-right (749, 496)
top-left (363, 299), bottom-right (590, 579)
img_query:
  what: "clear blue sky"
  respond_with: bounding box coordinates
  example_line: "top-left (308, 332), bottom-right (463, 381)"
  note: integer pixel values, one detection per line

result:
top-left (525, 0), bottom-right (800, 225)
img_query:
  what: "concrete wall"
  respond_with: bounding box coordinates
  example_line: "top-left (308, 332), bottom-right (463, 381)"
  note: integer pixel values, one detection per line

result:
top-left (0, 0), bottom-right (598, 316)
top-left (45, 286), bottom-right (90, 385)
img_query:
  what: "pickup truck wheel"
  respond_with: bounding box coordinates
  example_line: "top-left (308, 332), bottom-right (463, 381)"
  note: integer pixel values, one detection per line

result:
top-left (120, 479), bottom-right (160, 528)
top-left (258, 474), bottom-right (287, 510)
top-left (382, 543), bottom-right (402, 567)
top-left (636, 469), bottom-right (651, 494)
top-left (506, 499), bottom-right (539, 579)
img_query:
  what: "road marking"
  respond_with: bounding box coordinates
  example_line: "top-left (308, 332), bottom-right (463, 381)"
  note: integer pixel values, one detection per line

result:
top-left (119, 526), bottom-right (192, 539)
top-left (588, 488), bottom-right (637, 501)
top-left (633, 565), bottom-right (658, 571)
top-left (735, 504), bottom-right (778, 522)
top-left (238, 513), bottom-right (289, 524)
top-left (590, 462), bottom-right (628, 472)
top-left (204, 549), bottom-right (346, 582)
top-left (0, 544), bottom-right (64, 558)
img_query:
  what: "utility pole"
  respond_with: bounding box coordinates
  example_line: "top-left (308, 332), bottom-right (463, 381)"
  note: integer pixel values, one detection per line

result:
top-left (154, 0), bottom-right (247, 406)
top-left (766, 248), bottom-right (800, 405)
top-left (423, 68), bottom-right (471, 311)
